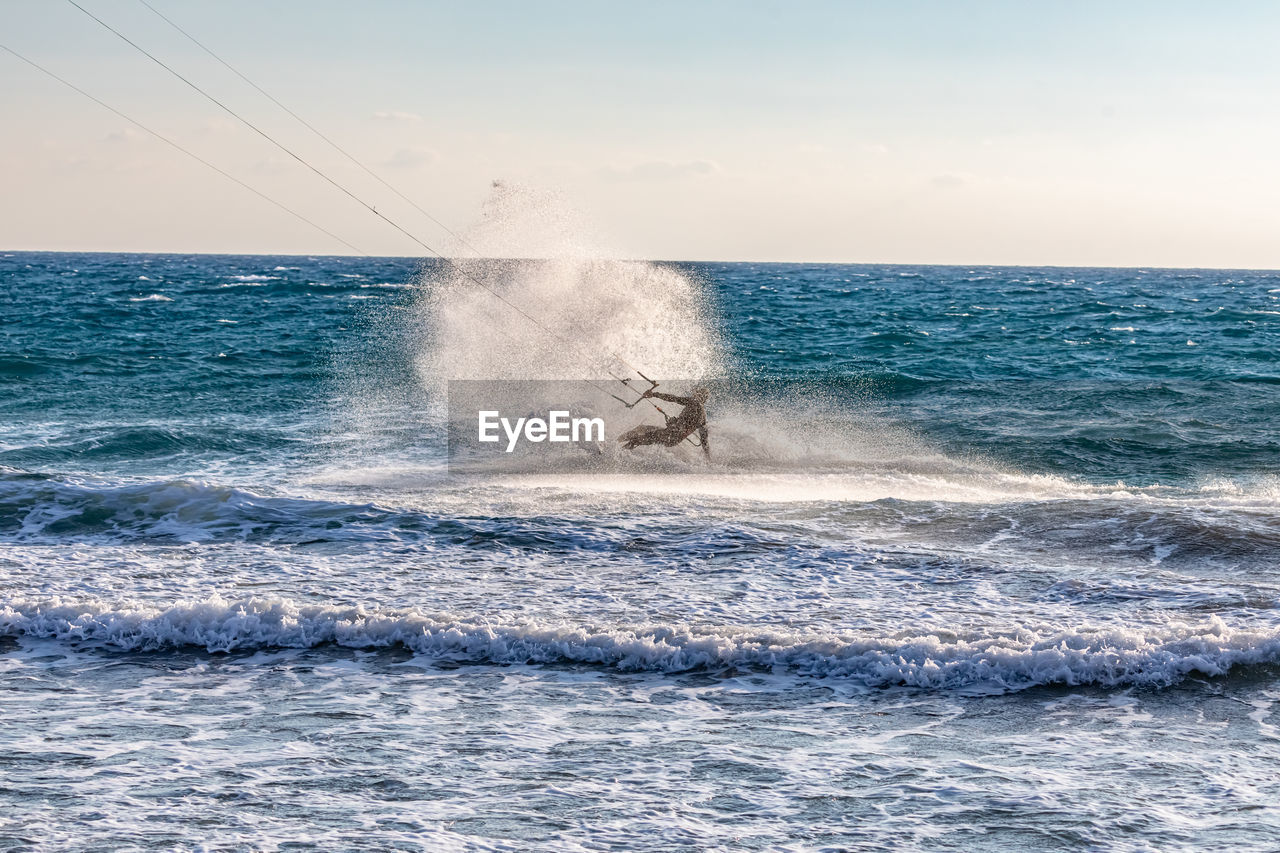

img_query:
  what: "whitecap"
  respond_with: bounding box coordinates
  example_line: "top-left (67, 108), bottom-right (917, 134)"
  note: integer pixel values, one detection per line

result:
top-left (4, 596), bottom-right (1279, 692)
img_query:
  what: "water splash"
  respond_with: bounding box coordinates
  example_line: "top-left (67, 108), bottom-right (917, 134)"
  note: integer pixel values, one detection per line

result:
top-left (412, 182), bottom-right (724, 388)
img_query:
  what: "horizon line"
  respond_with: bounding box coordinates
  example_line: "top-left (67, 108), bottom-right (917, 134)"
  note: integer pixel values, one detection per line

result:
top-left (3, 247), bottom-right (1279, 274)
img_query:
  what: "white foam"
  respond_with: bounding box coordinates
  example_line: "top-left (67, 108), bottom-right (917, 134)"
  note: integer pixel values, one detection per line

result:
top-left (4, 596), bottom-right (1278, 691)
top-left (128, 293), bottom-right (172, 302)
top-left (224, 275), bottom-right (281, 284)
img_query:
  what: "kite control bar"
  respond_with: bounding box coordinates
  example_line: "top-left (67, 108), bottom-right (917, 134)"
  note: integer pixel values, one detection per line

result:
top-left (611, 371), bottom-right (661, 409)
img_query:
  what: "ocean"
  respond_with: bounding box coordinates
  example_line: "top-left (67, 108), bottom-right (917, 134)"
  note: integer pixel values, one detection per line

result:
top-left (1, 250), bottom-right (1278, 851)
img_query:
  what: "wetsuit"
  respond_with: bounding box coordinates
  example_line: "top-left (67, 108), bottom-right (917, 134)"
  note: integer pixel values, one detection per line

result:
top-left (617, 391), bottom-right (710, 458)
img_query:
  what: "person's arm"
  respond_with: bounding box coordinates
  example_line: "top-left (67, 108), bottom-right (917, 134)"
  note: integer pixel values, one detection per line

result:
top-left (645, 390), bottom-right (692, 405)
top-left (698, 424), bottom-right (710, 459)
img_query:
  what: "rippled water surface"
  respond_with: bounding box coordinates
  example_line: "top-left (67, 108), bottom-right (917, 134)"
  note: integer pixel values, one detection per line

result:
top-left (2, 252), bottom-right (1279, 851)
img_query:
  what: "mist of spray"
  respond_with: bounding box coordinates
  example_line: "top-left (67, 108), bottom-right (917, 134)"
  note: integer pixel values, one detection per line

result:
top-left (413, 183), bottom-right (725, 389)
top-left (337, 183), bottom-right (1025, 491)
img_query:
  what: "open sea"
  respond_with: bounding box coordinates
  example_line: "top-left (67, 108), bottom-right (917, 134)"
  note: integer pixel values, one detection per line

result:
top-left (2, 250), bottom-right (1279, 851)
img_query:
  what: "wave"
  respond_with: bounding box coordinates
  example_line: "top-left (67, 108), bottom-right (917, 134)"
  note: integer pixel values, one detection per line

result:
top-left (0, 425), bottom-right (298, 467)
top-left (0, 356), bottom-right (50, 378)
top-left (0, 474), bottom-right (383, 543)
top-left (4, 465), bottom-right (1278, 550)
top-left (3, 596), bottom-right (1279, 691)
top-left (0, 472), bottom-right (633, 552)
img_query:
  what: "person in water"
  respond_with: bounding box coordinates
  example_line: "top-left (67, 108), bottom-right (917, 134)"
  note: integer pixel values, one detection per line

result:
top-left (617, 386), bottom-right (710, 458)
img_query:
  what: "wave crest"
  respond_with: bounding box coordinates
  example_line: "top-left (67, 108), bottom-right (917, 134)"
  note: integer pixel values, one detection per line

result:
top-left (4, 596), bottom-right (1278, 691)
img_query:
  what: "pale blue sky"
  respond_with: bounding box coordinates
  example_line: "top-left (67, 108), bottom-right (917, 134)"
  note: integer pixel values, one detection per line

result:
top-left (4, 1), bottom-right (1280, 264)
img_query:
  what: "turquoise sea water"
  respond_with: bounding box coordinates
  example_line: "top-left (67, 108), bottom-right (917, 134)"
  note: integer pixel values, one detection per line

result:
top-left (2, 251), bottom-right (1279, 850)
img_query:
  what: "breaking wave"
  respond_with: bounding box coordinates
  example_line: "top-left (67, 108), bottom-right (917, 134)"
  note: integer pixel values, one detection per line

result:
top-left (4, 596), bottom-right (1279, 691)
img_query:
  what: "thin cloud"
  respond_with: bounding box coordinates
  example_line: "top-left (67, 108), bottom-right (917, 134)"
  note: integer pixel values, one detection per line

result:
top-left (197, 118), bottom-right (239, 135)
top-left (599, 159), bottom-right (719, 182)
top-left (372, 110), bottom-right (422, 122)
top-left (384, 147), bottom-right (439, 170)
top-left (930, 173), bottom-right (966, 190)
top-left (104, 127), bottom-right (145, 144)
top-left (250, 157), bottom-right (291, 175)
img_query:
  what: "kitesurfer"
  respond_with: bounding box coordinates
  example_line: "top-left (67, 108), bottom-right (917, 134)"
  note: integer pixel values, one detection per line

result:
top-left (617, 386), bottom-right (710, 458)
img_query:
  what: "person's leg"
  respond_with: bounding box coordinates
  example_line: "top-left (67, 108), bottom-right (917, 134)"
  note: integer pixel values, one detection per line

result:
top-left (618, 425), bottom-right (665, 448)
top-left (656, 425), bottom-right (697, 447)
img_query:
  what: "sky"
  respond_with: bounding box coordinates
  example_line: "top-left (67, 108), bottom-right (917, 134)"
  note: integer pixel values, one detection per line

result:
top-left (3, 0), bottom-right (1280, 266)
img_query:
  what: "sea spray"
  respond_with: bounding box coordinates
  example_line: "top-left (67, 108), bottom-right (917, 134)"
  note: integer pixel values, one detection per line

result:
top-left (411, 186), bottom-right (724, 387)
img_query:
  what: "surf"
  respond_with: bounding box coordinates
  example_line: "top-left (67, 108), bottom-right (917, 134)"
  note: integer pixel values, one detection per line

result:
top-left (6, 594), bottom-right (1280, 692)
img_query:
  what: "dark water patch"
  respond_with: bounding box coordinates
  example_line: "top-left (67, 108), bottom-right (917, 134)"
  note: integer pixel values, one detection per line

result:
top-left (0, 424), bottom-right (306, 468)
